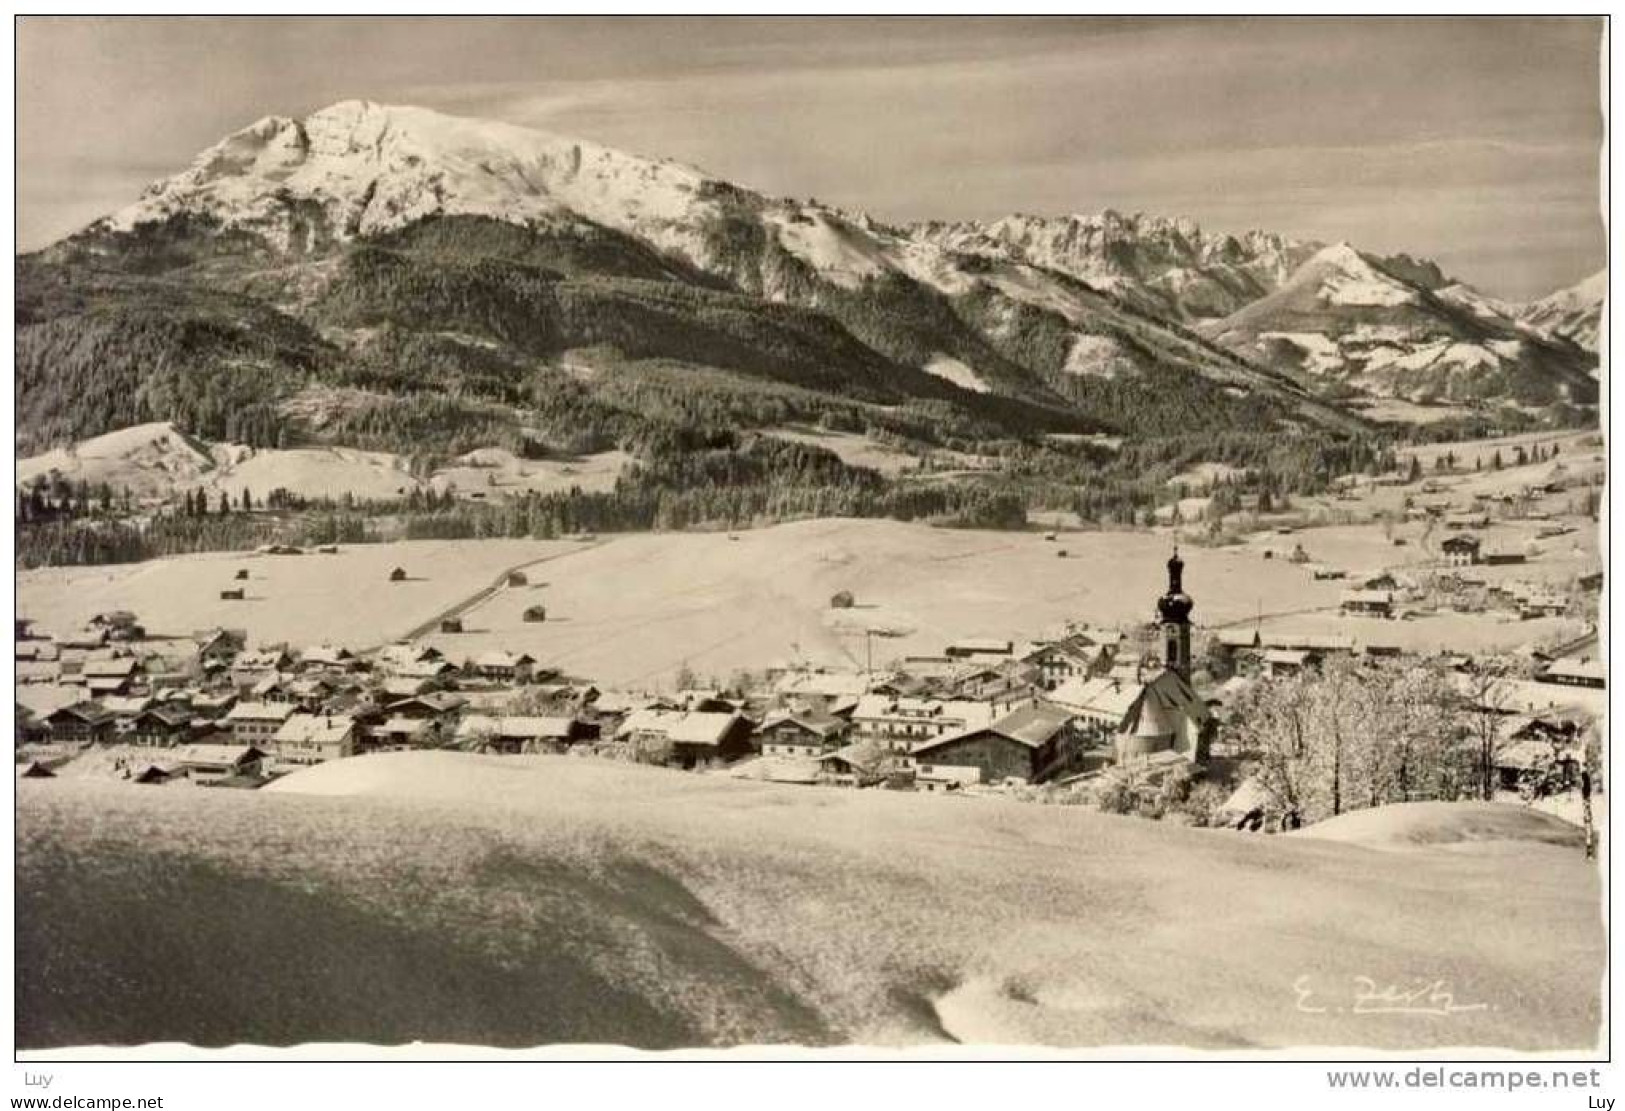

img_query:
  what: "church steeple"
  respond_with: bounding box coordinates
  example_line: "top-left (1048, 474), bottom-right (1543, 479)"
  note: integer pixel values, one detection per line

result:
top-left (1156, 546), bottom-right (1194, 680)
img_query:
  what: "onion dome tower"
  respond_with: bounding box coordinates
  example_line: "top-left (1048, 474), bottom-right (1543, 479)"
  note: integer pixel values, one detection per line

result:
top-left (1157, 547), bottom-right (1194, 682)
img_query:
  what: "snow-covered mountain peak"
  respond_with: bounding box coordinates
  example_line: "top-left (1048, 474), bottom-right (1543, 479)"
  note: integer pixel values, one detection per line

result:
top-left (1519, 268), bottom-right (1605, 352)
top-left (103, 101), bottom-right (730, 259)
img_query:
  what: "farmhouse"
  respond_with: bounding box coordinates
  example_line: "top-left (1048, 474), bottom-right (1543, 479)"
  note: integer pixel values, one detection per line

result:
top-left (45, 701), bottom-right (115, 744)
top-left (1262, 648), bottom-right (1317, 677)
top-left (469, 650), bottom-right (536, 684)
top-left (171, 744), bottom-right (266, 783)
top-left (1021, 636), bottom-right (1114, 690)
top-left (300, 644), bottom-right (357, 672)
top-left (192, 628), bottom-right (245, 669)
top-left (129, 705), bottom-right (194, 747)
top-left (816, 744), bottom-right (885, 787)
top-left (81, 656), bottom-right (140, 697)
top-left (231, 648), bottom-right (293, 686)
top-left (949, 659), bottom-right (1043, 701)
top-left (454, 715), bottom-right (583, 754)
top-left (270, 714), bottom-right (357, 767)
top-left (1518, 593), bottom-right (1569, 620)
top-left (910, 702), bottom-right (1076, 787)
top-left (1441, 535), bottom-right (1481, 567)
top-left (757, 712), bottom-right (849, 757)
top-left (1340, 589), bottom-right (1395, 618)
top-left (616, 710), bottom-right (755, 769)
top-left (771, 668), bottom-right (872, 715)
top-left (101, 693), bottom-right (156, 726)
top-left (372, 716), bottom-right (436, 750)
top-left (850, 694), bottom-right (1002, 751)
top-left (224, 701), bottom-right (296, 745)
top-left (1537, 657), bottom-right (1606, 690)
top-left (376, 643), bottom-right (445, 673)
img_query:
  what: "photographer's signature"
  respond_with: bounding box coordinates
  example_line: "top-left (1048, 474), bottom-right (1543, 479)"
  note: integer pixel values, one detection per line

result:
top-left (1294, 975), bottom-right (1491, 1016)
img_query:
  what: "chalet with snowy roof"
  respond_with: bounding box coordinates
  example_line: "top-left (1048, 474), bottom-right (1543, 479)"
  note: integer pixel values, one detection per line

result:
top-left (230, 648), bottom-right (293, 686)
top-left (372, 716), bottom-right (436, 750)
top-left (189, 690), bottom-right (239, 720)
top-left (384, 691), bottom-right (467, 719)
top-left (224, 701), bottom-right (296, 745)
top-left (756, 712), bottom-right (849, 758)
top-left (770, 669), bottom-right (873, 715)
top-left (849, 694), bottom-right (1005, 752)
top-left (910, 702), bottom-right (1077, 787)
top-left (271, 713), bottom-right (358, 767)
top-left (816, 744), bottom-right (885, 787)
top-left (76, 656), bottom-right (141, 697)
top-left (1262, 648), bottom-right (1318, 677)
top-left (1537, 656), bottom-right (1606, 690)
top-left (1339, 589), bottom-right (1395, 618)
top-left (172, 744), bottom-right (266, 784)
top-left (467, 651), bottom-right (537, 683)
top-left (616, 710), bottom-right (754, 769)
top-left (1050, 674), bottom-right (1142, 739)
top-left (192, 628), bottom-right (245, 670)
top-left (1021, 636), bottom-right (1114, 690)
top-left (377, 642), bottom-right (445, 672)
top-left (300, 644), bottom-right (358, 673)
top-left (454, 714), bottom-right (583, 754)
top-left (45, 701), bottom-right (115, 744)
top-left (129, 705), bottom-right (194, 747)
top-left (949, 659), bottom-right (1043, 702)
top-left (1518, 592), bottom-right (1569, 620)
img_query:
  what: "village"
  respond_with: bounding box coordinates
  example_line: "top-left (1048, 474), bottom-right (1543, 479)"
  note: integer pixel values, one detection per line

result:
top-left (14, 496), bottom-right (1606, 829)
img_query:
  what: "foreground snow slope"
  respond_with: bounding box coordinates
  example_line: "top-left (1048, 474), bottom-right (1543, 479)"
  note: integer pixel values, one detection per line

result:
top-left (17, 754), bottom-right (1601, 1052)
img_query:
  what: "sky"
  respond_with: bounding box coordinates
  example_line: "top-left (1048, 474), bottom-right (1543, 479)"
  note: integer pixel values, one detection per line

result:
top-left (16, 16), bottom-right (1606, 299)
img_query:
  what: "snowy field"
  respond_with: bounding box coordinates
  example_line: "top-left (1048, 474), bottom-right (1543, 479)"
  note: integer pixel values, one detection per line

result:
top-left (411, 519), bottom-right (1353, 685)
top-left (19, 513), bottom-right (1596, 688)
top-left (16, 754), bottom-right (1603, 1052)
top-left (16, 539), bottom-right (581, 651)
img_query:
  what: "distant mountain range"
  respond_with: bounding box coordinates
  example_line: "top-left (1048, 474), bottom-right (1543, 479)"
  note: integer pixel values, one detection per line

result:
top-left (16, 100), bottom-right (1601, 460)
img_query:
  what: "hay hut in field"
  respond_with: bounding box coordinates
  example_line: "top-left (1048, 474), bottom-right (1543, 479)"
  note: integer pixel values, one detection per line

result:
top-left (830, 590), bottom-right (856, 609)
top-left (390, 567), bottom-right (408, 582)
top-left (440, 617), bottom-right (464, 634)
top-left (234, 568), bottom-right (249, 581)
top-left (507, 571), bottom-right (528, 587)
top-left (220, 588), bottom-right (245, 601)
top-left (523, 605), bottom-right (548, 623)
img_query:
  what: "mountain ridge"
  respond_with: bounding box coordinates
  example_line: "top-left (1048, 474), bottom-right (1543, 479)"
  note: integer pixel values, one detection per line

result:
top-left (19, 101), bottom-right (1597, 463)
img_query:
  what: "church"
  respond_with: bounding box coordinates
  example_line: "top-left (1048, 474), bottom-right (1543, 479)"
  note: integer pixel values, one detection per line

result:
top-left (1051, 549), bottom-right (1213, 769)
top-left (1115, 550), bottom-right (1213, 766)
